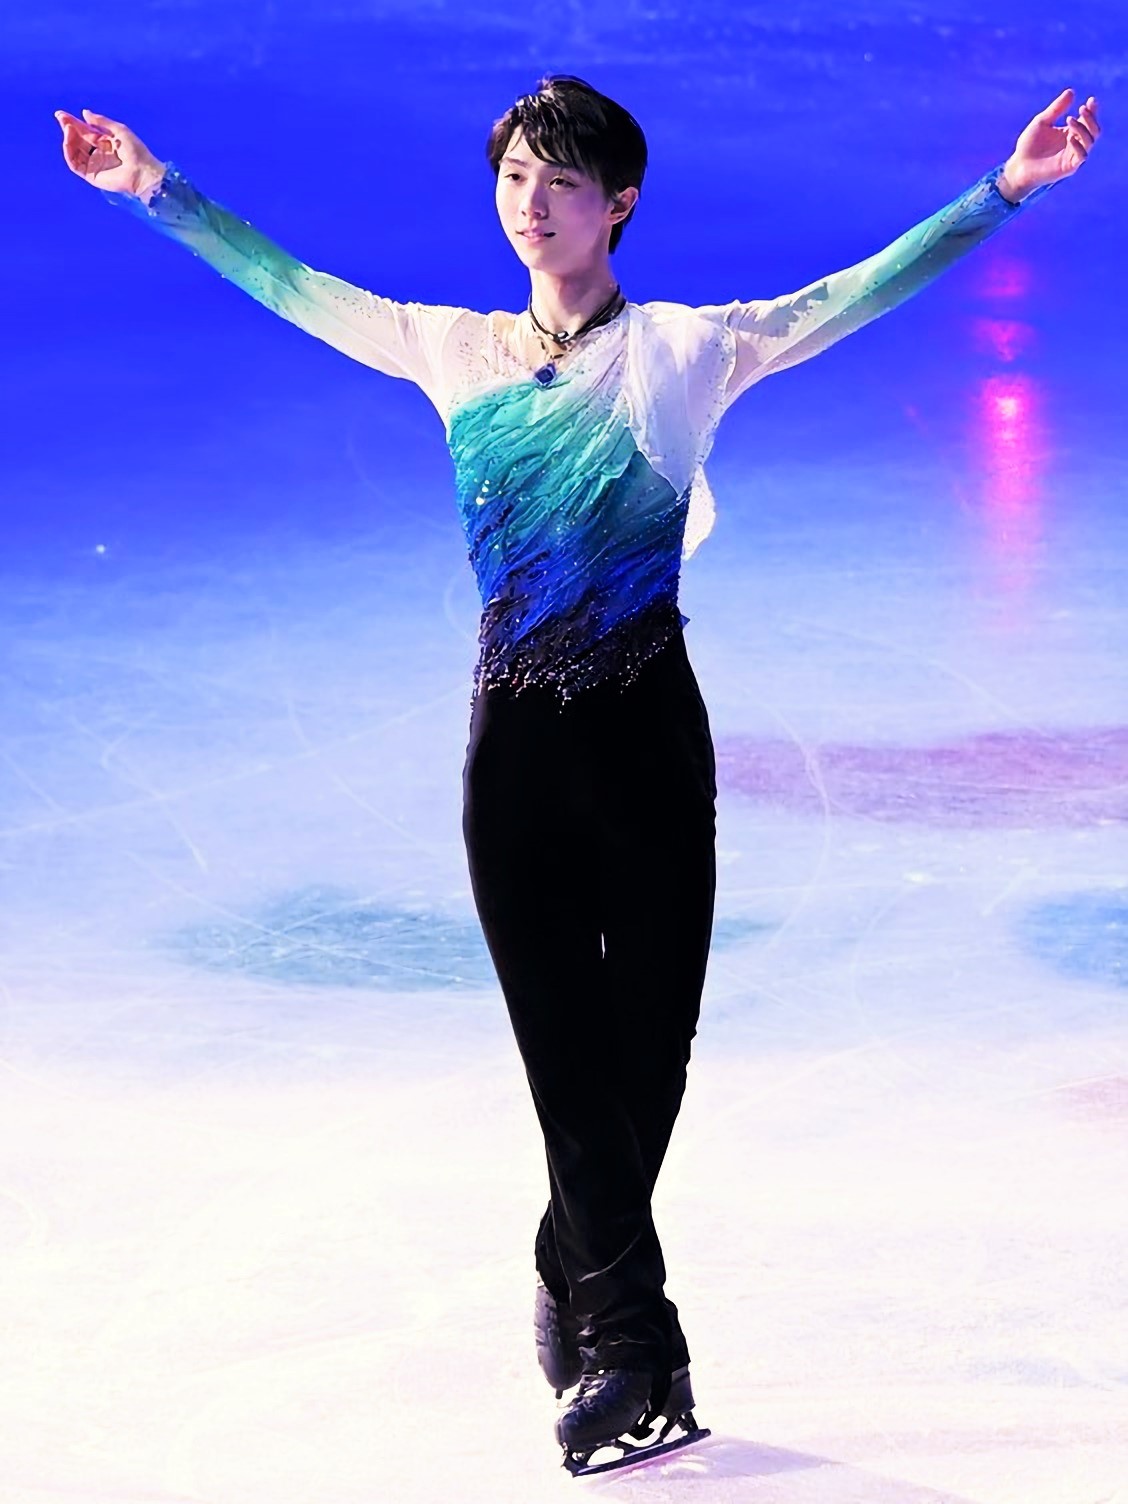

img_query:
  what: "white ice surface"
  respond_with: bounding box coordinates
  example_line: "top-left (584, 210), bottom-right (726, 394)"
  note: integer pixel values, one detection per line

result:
top-left (2, 446), bottom-right (1126, 1501)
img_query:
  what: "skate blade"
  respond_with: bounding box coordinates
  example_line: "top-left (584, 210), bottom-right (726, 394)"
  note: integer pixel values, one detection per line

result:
top-left (561, 1414), bottom-right (711, 1478)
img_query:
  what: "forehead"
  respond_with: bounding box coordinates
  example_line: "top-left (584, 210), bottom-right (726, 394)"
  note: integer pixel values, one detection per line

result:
top-left (501, 129), bottom-right (584, 173)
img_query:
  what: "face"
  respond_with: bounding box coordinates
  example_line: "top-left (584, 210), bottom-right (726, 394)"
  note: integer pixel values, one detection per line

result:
top-left (496, 129), bottom-right (637, 269)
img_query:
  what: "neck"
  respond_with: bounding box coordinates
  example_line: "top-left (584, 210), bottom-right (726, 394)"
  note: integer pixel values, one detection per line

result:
top-left (527, 260), bottom-right (620, 337)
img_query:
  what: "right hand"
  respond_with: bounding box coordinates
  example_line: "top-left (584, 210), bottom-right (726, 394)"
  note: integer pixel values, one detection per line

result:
top-left (54, 108), bottom-right (166, 199)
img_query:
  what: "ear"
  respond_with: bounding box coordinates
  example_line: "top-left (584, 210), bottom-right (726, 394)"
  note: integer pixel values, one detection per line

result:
top-left (610, 185), bottom-right (640, 222)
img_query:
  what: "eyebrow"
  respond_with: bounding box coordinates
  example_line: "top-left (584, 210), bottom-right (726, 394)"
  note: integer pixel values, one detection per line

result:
top-left (500, 154), bottom-right (578, 173)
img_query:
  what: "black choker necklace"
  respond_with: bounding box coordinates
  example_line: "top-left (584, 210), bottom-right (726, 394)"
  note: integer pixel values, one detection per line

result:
top-left (526, 285), bottom-right (626, 387)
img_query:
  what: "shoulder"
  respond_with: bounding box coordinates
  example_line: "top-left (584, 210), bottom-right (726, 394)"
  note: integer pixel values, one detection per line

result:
top-left (487, 308), bottom-right (521, 338)
top-left (407, 302), bottom-right (494, 367)
top-left (439, 305), bottom-right (528, 349)
top-left (632, 299), bottom-right (697, 322)
top-left (632, 299), bottom-right (734, 329)
top-left (628, 300), bottom-right (732, 362)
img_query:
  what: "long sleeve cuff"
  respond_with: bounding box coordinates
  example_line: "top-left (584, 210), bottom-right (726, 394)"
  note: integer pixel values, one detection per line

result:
top-left (99, 160), bottom-right (198, 225)
top-left (982, 162), bottom-right (1058, 216)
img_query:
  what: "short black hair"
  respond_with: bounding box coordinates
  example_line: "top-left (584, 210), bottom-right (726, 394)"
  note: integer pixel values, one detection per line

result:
top-left (485, 74), bottom-right (647, 254)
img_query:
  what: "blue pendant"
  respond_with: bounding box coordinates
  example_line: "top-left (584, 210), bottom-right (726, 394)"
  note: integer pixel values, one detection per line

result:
top-left (532, 361), bottom-right (557, 387)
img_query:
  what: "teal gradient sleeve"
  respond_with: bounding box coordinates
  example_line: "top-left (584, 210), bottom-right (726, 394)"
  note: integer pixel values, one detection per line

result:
top-left (710, 163), bottom-right (1059, 409)
top-left (99, 162), bottom-right (472, 404)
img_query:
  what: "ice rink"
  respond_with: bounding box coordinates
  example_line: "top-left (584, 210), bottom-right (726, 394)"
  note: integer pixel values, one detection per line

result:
top-left (6, 1), bottom-right (1127, 1499)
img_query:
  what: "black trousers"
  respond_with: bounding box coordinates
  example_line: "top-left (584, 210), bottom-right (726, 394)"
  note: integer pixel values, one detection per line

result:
top-left (461, 630), bottom-right (717, 1381)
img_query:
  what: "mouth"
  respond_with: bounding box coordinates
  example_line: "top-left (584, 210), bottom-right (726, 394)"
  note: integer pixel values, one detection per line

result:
top-left (519, 230), bottom-right (555, 242)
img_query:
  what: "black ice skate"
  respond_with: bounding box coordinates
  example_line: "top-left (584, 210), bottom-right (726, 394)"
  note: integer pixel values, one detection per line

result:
top-left (534, 1279), bottom-right (583, 1397)
top-left (555, 1362), bottom-right (710, 1477)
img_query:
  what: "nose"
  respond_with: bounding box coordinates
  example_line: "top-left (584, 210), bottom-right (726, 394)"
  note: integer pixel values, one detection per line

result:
top-left (518, 184), bottom-right (549, 223)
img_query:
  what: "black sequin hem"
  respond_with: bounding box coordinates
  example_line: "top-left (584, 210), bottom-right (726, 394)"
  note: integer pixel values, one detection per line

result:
top-left (471, 600), bottom-right (691, 711)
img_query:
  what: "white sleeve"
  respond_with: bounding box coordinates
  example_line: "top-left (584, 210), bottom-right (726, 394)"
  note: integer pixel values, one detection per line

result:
top-left (100, 161), bottom-right (485, 414)
top-left (691, 162), bottom-right (1058, 414)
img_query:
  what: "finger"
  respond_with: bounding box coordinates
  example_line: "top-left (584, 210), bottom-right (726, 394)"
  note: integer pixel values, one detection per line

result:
top-left (55, 110), bottom-right (94, 143)
top-left (60, 118), bottom-right (96, 144)
top-left (1070, 114), bottom-right (1095, 147)
top-left (59, 123), bottom-right (96, 167)
top-left (1079, 103), bottom-right (1101, 139)
top-left (1040, 87), bottom-right (1074, 120)
top-left (82, 108), bottom-right (121, 127)
top-left (1066, 121), bottom-right (1090, 159)
top-left (65, 123), bottom-right (104, 157)
top-left (57, 110), bottom-right (99, 142)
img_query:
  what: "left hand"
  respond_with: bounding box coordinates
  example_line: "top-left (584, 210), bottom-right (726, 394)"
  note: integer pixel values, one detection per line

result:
top-left (1003, 88), bottom-right (1101, 196)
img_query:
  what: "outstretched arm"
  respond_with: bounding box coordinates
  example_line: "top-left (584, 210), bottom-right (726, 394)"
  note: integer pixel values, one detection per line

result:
top-left (56, 108), bottom-right (477, 406)
top-left (104, 161), bottom-right (473, 398)
top-left (706, 88), bottom-right (1101, 411)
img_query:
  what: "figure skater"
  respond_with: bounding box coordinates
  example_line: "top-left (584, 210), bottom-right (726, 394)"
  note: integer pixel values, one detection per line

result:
top-left (55, 72), bottom-right (1099, 1476)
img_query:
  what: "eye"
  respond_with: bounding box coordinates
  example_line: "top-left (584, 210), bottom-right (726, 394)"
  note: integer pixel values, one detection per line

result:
top-left (502, 172), bottom-right (576, 187)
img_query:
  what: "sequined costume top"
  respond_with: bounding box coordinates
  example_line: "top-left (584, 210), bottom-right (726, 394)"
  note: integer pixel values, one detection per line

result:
top-left (101, 160), bottom-right (1056, 702)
